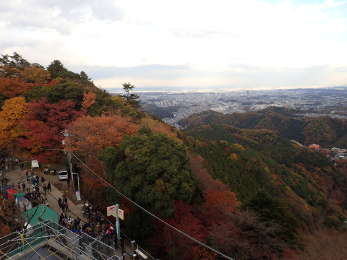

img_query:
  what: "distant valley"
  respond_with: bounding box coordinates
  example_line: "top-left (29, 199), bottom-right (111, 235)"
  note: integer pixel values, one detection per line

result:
top-left (122, 87), bottom-right (347, 127)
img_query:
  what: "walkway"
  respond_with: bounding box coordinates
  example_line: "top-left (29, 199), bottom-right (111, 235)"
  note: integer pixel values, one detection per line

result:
top-left (4, 168), bottom-right (155, 259)
top-left (5, 168), bottom-right (86, 222)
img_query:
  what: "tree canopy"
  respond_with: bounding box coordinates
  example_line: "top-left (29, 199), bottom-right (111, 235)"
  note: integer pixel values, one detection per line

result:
top-left (0, 97), bottom-right (28, 149)
top-left (103, 131), bottom-right (199, 217)
top-left (67, 115), bottom-right (139, 157)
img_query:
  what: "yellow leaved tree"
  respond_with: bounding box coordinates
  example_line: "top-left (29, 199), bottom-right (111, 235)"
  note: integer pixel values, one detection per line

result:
top-left (20, 66), bottom-right (51, 84)
top-left (0, 97), bottom-right (28, 149)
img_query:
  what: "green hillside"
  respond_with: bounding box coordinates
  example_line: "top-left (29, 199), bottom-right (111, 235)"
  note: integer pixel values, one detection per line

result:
top-left (180, 107), bottom-right (347, 147)
top-left (182, 112), bottom-right (347, 258)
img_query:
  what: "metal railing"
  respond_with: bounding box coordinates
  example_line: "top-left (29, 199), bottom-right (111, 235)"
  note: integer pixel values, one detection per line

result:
top-left (0, 220), bottom-right (123, 260)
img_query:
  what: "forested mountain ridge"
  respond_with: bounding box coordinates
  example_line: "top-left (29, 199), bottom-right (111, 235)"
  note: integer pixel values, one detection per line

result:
top-left (1, 53), bottom-right (347, 259)
top-left (179, 107), bottom-right (347, 147)
top-left (179, 108), bottom-right (347, 258)
top-left (184, 122), bottom-right (347, 220)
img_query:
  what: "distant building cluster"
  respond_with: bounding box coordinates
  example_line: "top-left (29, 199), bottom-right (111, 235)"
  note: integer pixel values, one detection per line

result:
top-left (308, 144), bottom-right (347, 161)
top-left (137, 87), bottom-right (347, 127)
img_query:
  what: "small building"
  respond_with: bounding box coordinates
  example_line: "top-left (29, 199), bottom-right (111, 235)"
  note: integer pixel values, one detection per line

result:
top-left (308, 144), bottom-right (320, 150)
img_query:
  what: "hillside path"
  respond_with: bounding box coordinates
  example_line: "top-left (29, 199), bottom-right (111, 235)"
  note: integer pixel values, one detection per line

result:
top-left (5, 168), bottom-right (86, 222)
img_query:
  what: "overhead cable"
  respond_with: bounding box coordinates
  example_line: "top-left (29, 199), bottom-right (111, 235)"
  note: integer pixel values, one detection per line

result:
top-left (71, 152), bottom-right (234, 260)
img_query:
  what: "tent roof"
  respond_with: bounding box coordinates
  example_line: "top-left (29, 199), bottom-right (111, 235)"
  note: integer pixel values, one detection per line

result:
top-left (16, 196), bottom-right (28, 202)
top-left (24, 205), bottom-right (59, 226)
top-left (15, 192), bottom-right (25, 198)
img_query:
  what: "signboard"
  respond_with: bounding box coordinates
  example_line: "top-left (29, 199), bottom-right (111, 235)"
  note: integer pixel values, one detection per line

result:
top-left (107, 205), bottom-right (125, 220)
top-left (117, 209), bottom-right (124, 220)
top-left (31, 160), bottom-right (39, 168)
top-left (107, 205), bottom-right (117, 217)
top-left (75, 191), bottom-right (81, 201)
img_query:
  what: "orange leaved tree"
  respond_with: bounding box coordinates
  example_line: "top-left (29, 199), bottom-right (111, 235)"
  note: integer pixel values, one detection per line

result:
top-left (66, 115), bottom-right (139, 157)
top-left (0, 96), bottom-right (28, 149)
top-left (81, 92), bottom-right (96, 113)
top-left (0, 77), bottom-right (34, 98)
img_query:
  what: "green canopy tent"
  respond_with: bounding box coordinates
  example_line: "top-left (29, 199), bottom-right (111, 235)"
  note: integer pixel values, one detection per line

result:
top-left (15, 192), bottom-right (25, 198)
top-left (24, 204), bottom-right (59, 227)
top-left (5, 205), bottom-right (60, 257)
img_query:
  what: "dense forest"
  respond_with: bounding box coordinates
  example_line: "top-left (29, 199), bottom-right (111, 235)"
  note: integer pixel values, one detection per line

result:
top-left (1, 53), bottom-right (347, 259)
top-left (179, 107), bottom-right (347, 148)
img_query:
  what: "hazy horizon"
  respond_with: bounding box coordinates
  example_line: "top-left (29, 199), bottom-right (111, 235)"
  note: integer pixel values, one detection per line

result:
top-left (106, 85), bottom-right (347, 94)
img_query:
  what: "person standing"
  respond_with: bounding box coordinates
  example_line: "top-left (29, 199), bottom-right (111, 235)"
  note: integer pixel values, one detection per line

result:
top-left (58, 198), bottom-right (63, 210)
top-left (64, 197), bottom-right (69, 212)
top-left (59, 212), bottom-right (65, 226)
top-left (47, 182), bottom-right (51, 192)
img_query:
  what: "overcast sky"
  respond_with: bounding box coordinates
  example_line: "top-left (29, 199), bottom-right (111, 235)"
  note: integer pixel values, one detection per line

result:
top-left (1, 0), bottom-right (347, 91)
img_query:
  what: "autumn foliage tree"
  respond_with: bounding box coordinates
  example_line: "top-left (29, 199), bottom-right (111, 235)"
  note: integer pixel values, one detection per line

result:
top-left (66, 115), bottom-right (139, 157)
top-left (19, 66), bottom-right (51, 84)
top-left (19, 99), bottom-right (82, 162)
top-left (79, 156), bottom-right (110, 206)
top-left (161, 201), bottom-right (213, 260)
top-left (188, 154), bottom-right (240, 223)
top-left (0, 97), bottom-right (28, 149)
top-left (81, 92), bottom-right (96, 113)
top-left (0, 77), bottom-right (34, 98)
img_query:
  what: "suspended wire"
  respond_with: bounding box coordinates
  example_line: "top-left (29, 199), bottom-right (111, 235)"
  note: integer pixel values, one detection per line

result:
top-left (46, 182), bottom-right (157, 260)
top-left (71, 152), bottom-right (234, 260)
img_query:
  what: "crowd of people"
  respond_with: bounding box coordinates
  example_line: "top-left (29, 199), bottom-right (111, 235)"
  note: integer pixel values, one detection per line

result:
top-left (13, 169), bottom-right (123, 253)
top-left (58, 201), bottom-right (121, 249)
top-left (18, 170), bottom-right (52, 208)
top-left (0, 160), bottom-right (145, 259)
top-left (12, 168), bottom-right (119, 249)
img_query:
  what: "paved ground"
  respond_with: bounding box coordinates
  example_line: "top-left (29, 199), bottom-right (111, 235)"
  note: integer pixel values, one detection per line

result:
top-left (5, 168), bottom-right (86, 222)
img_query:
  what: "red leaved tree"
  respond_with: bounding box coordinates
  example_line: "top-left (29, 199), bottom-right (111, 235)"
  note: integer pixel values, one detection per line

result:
top-left (160, 201), bottom-right (214, 260)
top-left (19, 99), bottom-right (82, 162)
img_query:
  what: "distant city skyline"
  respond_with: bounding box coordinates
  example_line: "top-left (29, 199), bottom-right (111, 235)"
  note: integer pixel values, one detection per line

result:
top-left (1, 0), bottom-right (347, 91)
top-left (106, 85), bottom-right (347, 94)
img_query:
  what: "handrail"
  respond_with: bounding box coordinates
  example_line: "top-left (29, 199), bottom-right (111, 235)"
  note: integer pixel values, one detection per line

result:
top-left (0, 220), bottom-right (123, 260)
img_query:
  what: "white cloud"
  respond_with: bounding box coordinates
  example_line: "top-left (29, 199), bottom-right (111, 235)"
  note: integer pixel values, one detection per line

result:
top-left (0, 0), bottom-right (347, 89)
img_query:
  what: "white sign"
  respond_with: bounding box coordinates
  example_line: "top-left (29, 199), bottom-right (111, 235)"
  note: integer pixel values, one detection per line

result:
top-left (117, 209), bottom-right (124, 220)
top-left (106, 205), bottom-right (125, 220)
top-left (31, 160), bottom-right (39, 168)
top-left (107, 205), bottom-right (117, 217)
top-left (75, 191), bottom-right (81, 201)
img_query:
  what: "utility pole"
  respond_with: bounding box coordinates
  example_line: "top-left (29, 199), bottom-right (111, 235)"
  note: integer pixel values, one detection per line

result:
top-left (67, 151), bottom-right (75, 191)
top-left (115, 203), bottom-right (121, 248)
top-left (62, 129), bottom-right (81, 198)
top-left (63, 129), bottom-right (75, 191)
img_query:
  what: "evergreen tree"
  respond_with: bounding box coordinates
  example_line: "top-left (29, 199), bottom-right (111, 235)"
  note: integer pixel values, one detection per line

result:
top-left (122, 82), bottom-right (139, 107)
